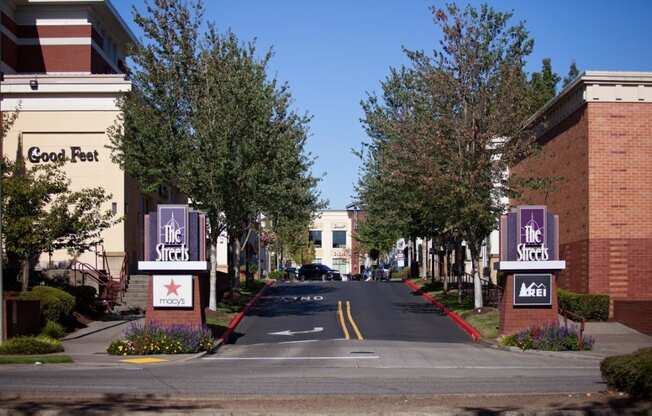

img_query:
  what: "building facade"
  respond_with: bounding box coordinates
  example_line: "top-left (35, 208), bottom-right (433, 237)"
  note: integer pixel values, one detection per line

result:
top-left (0, 0), bottom-right (182, 276)
top-left (513, 71), bottom-right (652, 334)
top-left (309, 210), bottom-right (355, 275)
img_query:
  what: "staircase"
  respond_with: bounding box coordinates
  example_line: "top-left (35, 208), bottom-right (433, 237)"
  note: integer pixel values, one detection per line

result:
top-left (114, 275), bottom-right (149, 315)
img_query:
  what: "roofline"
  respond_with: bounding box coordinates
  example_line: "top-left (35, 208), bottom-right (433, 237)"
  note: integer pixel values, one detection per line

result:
top-left (526, 71), bottom-right (652, 126)
top-left (12, 0), bottom-right (138, 45)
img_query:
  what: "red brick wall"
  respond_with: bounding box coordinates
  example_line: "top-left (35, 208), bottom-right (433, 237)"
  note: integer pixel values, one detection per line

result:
top-left (499, 273), bottom-right (559, 335)
top-left (614, 300), bottom-right (652, 336)
top-left (18, 45), bottom-right (91, 73)
top-left (587, 103), bottom-right (652, 302)
top-left (512, 105), bottom-right (590, 293)
top-left (349, 210), bottom-right (365, 275)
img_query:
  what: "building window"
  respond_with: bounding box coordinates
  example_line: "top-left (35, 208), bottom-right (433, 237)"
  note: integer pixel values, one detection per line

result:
top-left (312, 258), bottom-right (322, 264)
top-left (309, 230), bottom-right (322, 248)
top-left (332, 231), bottom-right (346, 248)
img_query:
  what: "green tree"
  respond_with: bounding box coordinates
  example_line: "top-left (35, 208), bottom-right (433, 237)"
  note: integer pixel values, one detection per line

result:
top-left (530, 58), bottom-right (561, 110)
top-left (359, 3), bottom-right (553, 308)
top-left (562, 60), bottom-right (580, 88)
top-left (109, 0), bottom-right (322, 304)
top-left (2, 136), bottom-right (117, 291)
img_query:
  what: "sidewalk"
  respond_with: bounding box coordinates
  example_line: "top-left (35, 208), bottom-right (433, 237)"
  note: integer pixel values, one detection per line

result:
top-left (59, 318), bottom-right (202, 367)
top-left (582, 321), bottom-right (652, 357)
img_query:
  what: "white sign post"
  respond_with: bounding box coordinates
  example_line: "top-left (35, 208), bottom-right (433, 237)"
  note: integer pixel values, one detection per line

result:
top-left (152, 275), bottom-right (193, 308)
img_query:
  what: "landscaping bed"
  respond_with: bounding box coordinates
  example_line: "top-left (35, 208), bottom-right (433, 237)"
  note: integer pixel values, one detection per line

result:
top-left (407, 278), bottom-right (499, 340)
top-left (205, 279), bottom-right (268, 339)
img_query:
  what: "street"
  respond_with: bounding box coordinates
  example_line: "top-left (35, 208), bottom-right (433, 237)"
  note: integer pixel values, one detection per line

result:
top-left (0, 281), bottom-right (605, 398)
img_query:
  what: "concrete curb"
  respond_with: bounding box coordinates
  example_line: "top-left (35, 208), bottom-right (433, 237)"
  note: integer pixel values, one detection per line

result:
top-left (404, 279), bottom-right (481, 342)
top-left (487, 342), bottom-right (606, 361)
top-left (220, 280), bottom-right (275, 345)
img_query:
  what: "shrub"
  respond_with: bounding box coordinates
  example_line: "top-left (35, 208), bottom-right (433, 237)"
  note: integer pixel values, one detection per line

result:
top-left (267, 270), bottom-right (285, 280)
top-left (64, 285), bottom-right (100, 316)
top-left (501, 321), bottom-right (594, 351)
top-left (41, 320), bottom-right (65, 339)
top-left (0, 336), bottom-right (63, 355)
top-left (107, 322), bottom-right (216, 355)
top-left (19, 286), bottom-right (75, 324)
top-left (558, 289), bottom-right (609, 321)
top-left (601, 348), bottom-right (652, 398)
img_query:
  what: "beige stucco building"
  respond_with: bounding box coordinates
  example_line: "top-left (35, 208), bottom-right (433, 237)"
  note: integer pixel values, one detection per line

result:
top-left (310, 210), bottom-right (354, 274)
top-left (0, 1), bottom-right (184, 278)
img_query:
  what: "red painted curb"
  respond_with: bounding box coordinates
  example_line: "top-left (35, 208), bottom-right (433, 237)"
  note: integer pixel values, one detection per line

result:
top-left (220, 280), bottom-right (275, 344)
top-left (403, 279), bottom-right (481, 342)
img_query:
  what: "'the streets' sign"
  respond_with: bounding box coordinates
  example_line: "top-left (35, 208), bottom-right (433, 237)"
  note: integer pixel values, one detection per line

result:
top-left (138, 204), bottom-right (208, 272)
top-left (156, 205), bottom-right (189, 262)
top-left (513, 274), bottom-right (552, 306)
top-left (153, 275), bottom-right (193, 307)
top-left (517, 206), bottom-right (550, 261)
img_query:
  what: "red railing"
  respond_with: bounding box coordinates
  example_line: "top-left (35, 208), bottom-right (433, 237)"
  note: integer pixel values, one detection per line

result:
top-left (70, 251), bottom-right (128, 310)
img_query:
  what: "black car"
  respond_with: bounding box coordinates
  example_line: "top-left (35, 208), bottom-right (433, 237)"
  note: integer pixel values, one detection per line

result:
top-left (298, 264), bottom-right (342, 281)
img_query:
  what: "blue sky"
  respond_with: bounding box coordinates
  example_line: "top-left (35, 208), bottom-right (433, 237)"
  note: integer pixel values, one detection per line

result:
top-left (111, 0), bottom-right (652, 209)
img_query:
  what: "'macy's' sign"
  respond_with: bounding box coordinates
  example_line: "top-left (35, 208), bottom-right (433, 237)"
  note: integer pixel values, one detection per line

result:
top-left (152, 275), bottom-right (193, 308)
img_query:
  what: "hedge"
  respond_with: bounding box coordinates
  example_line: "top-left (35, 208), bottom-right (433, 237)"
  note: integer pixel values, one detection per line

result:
top-left (0, 336), bottom-right (63, 355)
top-left (558, 288), bottom-right (609, 321)
top-left (41, 320), bottom-right (66, 339)
top-left (267, 270), bottom-right (285, 280)
top-left (601, 348), bottom-right (652, 398)
top-left (64, 285), bottom-right (100, 316)
top-left (19, 286), bottom-right (75, 324)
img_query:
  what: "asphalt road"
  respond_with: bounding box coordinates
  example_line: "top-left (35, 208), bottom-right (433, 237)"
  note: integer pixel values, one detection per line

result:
top-left (231, 280), bottom-right (470, 344)
top-left (0, 280), bottom-right (607, 398)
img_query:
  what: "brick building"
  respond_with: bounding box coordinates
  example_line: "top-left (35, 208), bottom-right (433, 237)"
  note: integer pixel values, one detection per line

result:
top-left (513, 71), bottom-right (652, 334)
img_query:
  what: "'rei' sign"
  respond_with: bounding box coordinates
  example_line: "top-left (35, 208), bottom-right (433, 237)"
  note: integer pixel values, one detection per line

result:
top-left (138, 204), bottom-right (207, 271)
top-left (153, 275), bottom-right (193, 307)
top-left (513, 274), bottom-right (552, 306)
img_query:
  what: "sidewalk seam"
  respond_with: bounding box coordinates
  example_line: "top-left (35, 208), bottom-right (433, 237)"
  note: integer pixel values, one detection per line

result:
top-left (403, 279), bottom-right (481, 342)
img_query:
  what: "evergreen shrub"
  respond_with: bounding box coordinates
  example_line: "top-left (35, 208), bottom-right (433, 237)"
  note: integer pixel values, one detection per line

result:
top-left (558, 289), bottom-right (609, 321)
top-left (0, 336), bottom-right (63, 355)
top-left (601, 348), bottom-right (652, 398)
top-left (20, 286), bottom-right (75, 324)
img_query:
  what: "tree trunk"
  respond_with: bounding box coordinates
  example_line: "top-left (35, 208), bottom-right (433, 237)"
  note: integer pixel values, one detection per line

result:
top-left (455, 241), bottom-right (463, 304)
top-left (20, 258), bottom-right (29, 292)
top-left (209, 239), bottom-right (218, 311)
top-left (232, 235), bottom-right (241, 292)
top-left (471, 244), bottom-right (484, 310)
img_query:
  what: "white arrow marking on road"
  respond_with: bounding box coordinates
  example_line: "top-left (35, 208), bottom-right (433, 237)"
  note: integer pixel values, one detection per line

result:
top-left (268, 327), bottom-right (324, 336)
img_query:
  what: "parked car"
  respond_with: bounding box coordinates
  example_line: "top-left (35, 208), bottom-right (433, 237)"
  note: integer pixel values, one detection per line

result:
top-left (374, 265), bottom-right (390, 281)
top-left (298, 264), bottom-right (342, 281)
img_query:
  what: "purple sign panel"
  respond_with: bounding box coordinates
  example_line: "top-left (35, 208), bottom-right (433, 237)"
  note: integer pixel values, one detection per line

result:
top-left (501, 206), bottom-right (558, 262)
top-left (519, 206), bottom-right (546, 246)
top-left (156, 205), bottom-right (189, 262)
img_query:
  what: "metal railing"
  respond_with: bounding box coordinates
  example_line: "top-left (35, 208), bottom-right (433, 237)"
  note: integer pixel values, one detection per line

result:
top-left (431, 271), bottom-right (502, 307)
top-left (70, 251), bottom-right (128, 310)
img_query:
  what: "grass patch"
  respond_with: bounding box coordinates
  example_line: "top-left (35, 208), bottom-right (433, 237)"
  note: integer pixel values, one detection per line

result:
top-left (206, 279), bottom-right (267, 338)
top-left (0, 355), bottom-right (73, 365)
top-left (411, 279), bottom-right (499, 340)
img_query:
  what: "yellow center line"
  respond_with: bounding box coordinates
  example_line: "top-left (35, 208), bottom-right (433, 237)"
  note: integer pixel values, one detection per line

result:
top-left (346, 301), bottom-right (364, 341)
top-left (337, 300), bottom-right (350, 340)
